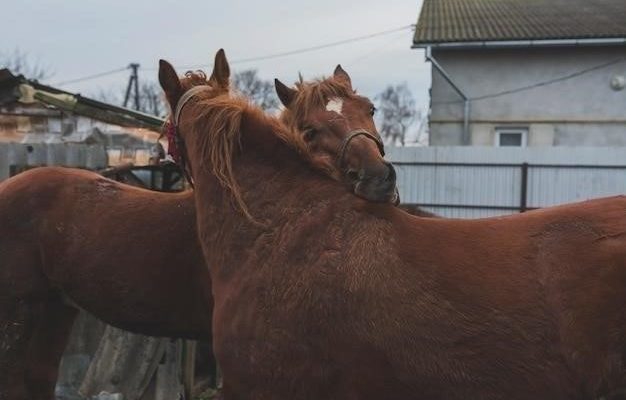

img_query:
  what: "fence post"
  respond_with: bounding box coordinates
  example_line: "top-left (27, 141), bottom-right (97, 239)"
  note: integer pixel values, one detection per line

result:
top-left (520, 162), bottom-right (529, 213)
top-left (182, 340), bottom-right (196, 400)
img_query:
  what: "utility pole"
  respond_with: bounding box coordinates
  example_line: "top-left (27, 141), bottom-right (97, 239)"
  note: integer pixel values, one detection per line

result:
top-left (123, 63), bottom-right (141, 110)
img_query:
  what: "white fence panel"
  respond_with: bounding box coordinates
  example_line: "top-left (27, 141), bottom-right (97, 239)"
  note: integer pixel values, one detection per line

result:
top-left (0, 143), bottom-right (107, 180)
top-left (387, 146), bottom-right (626, 219)
top-left (527, 166), bottom-right (626, 208)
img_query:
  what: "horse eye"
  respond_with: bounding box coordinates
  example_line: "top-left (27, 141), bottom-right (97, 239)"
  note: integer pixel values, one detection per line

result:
top-left (370, 106), bottom-right (377, 116)
top-left (303, 127), bottom-right (317, 142)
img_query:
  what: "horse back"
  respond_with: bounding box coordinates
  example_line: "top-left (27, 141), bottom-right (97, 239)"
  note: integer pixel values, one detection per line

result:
top-left (389, 195), bottom-right (626, 397)
top-left (0, 166), bottom-right (211, 338)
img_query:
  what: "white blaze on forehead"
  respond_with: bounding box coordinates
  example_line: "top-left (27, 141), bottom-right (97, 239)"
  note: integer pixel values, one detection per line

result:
top-left (325, 97), bottom-right (343, 115)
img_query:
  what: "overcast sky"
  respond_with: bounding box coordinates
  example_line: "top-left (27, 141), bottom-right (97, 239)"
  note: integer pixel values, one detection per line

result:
top-left (4, 0), bottom-right (429, 133)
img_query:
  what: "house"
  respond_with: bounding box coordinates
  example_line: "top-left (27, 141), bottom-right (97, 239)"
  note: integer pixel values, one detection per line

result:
top-left (0, 68), bottom-right (165, 170)
top-left (412, 0), bottom-right (626, 147)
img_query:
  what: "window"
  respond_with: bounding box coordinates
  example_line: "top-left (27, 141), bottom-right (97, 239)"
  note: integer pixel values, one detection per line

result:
top-left (107, 148), bottom-right (122, 165)
top-left (495, 128), bottom-right (527, 147)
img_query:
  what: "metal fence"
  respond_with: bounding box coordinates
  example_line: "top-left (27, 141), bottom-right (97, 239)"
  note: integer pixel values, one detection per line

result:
top-left (0, 142), bottom-right (108, 180)
top-left (387, 147), bottom-right (626, 219)
top-left (4, 143), bottom-right (626, 219)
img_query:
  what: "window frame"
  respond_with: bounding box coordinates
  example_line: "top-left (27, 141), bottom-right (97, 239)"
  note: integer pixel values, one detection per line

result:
top-left (494, 127), bottom-right (528, 147)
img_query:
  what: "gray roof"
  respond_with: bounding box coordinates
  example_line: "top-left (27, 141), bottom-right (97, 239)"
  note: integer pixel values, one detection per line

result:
top-left (413, 0), bottom-right (626, 46)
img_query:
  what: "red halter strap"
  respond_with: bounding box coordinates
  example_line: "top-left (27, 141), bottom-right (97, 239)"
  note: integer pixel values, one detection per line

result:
top-left (166, 85), bottom-right (212, 188)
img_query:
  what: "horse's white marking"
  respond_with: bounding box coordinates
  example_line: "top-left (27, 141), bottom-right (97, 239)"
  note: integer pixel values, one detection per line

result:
top-left (326, 97), bottom-right (343, 115)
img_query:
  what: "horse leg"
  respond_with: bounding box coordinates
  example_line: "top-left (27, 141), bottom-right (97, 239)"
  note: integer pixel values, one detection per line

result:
top-left (0, 298), bottom-right (40, 400)
top-left (24, 299), bottom-right (78, 400)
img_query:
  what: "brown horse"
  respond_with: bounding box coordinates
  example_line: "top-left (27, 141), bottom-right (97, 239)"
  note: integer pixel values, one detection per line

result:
top-left (161, 60), bottom-right (626, 399)
top-left (275, 73), bottom-right (396, 203)
top-left (0, 50), bottom-right (395, 400)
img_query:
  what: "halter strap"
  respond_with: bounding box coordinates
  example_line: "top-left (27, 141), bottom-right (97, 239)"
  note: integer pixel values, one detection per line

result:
top-left (168, 85), bottom-right (212, 188)
top-left (337, 129), bottom-right (385, 169)
top-left (174, 85), bottom-right (211, 126)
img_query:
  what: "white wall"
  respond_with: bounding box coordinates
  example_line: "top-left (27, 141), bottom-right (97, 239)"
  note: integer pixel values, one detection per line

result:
top-left (428, 45), bottom-right (626, 146)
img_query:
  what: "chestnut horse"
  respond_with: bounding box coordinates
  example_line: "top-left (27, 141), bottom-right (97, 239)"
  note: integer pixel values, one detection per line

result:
top-left (0, 50), bottom-right (395, 400)
top-left (161, 60), bottom-right (626, 399)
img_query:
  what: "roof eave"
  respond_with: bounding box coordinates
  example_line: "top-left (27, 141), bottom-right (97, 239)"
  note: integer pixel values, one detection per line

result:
top-left (26, 80), bottom-right (164, 128)
top-left (412, 37), bottom-right (626, 49)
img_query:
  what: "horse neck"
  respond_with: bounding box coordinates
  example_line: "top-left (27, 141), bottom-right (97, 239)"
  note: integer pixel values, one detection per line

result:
top-left (187, 105), bottom-right (346, 231)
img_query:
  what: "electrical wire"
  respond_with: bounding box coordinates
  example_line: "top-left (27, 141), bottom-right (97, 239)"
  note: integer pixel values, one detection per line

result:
top-left (54, 24), bottom-right (414, 85)
top-left (432, 56), bottom-right (626, 105)
top-left (228, 25), bottom-right (413, 65)
top-left (345, 30), bottom-right (410, 68)
top-left (53, 66), bottom-right (129, 86)
top-left (151, 25), bottom-right (414, 71)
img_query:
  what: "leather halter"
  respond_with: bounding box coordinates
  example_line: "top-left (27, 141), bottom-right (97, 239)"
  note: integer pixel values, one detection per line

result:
top-left (170, 88), bottom-right (385, 190)
top-left (167, 85), bottom-right (212, 188)
top-left (174, 85), bottom-right (211, 126)
top-left (337, 129), bottom-right (385, 169)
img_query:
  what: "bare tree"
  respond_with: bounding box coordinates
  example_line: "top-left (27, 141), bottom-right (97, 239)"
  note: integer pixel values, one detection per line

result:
top-left (411, 109), bottom-right (429, 146)
top-left (94, 81), bottom-right (166, 117)
top-left (0, 48), bottom-right (52, 80)
top-left (375, 83), bottom-right (417, 146)
top-left (94, 87), bottom-right (122, 105)
top-left (137, 81), bottom-right (166, 117)
top-left (98, 68), bottom-right (276, 117)
top-left (233, 69), bottom-right (279, 112)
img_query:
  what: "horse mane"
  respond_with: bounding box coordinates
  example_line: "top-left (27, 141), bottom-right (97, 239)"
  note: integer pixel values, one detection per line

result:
top-left (181, 70), bottom-right (216, 91)
top-left (279, 76), bottom-right (356, 131)
top-left (187, 94), bottom-right (308, 222)
top-left (162, 70), bottom-right (216, 132)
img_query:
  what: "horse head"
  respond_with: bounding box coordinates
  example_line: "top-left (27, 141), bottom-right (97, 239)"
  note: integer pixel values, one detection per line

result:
top-left (159, 48), bottom-right (230, 111)
top-left (276, 66), bottom-right (397, 204)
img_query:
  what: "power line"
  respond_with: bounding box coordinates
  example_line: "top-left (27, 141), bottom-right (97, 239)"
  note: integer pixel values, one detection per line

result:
top-left (142, 24), bottom-right (414, 71)
top-left (53, 66), bottom-right (129, 86)
top-left (432, 56), bottom-right (626, 105)
top-left (346, 30), bottom-right (409, 68)
top-left (473, 56), bottom-right (626, 101)
top-left (51, 25), bottom-right (413, 86)
top-left (229, 25), bottom-right (413, 65)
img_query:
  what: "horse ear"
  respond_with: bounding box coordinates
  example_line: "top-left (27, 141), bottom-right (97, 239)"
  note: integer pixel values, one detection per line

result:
top-left (274, 79), bottom-right (297, 108)
top-left (334, 64), bottom-right (352, 90)
top-left (158, 59), bottom-right (183, 109)
top-left (210, 48), bottom-right (230, 88)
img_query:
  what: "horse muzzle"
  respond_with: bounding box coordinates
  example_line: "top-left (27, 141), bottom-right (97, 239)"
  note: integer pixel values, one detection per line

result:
top-left (351, 161), bottom-right (398, 203)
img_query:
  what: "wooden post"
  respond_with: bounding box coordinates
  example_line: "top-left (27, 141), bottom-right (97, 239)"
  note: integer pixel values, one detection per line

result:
top-left (182, 340), bottom-right (196, 399)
